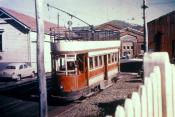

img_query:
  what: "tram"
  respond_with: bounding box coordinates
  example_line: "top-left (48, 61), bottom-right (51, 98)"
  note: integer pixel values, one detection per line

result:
top-left (50, 28), bottom-right (121, 100)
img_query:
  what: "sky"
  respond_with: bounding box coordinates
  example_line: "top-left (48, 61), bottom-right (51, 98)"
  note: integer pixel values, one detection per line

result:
top-left (0, 0), bottom-right (175, 27)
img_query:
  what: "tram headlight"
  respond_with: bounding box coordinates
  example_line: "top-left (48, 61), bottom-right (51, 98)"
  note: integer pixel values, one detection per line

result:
top-left (60, 85), bottom-right (63, 89)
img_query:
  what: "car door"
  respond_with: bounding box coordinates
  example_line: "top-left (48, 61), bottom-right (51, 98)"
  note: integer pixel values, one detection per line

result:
top-left (23, 64), bottom-right (30, 77)
top-left (24, 64), bottom-right (31, 77)
top-left (19, 64), bottom-right (24, 77)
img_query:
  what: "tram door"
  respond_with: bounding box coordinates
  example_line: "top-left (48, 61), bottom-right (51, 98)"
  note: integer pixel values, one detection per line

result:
top-left (104, 55), bottom-right (108, 80)
top-left (77, 54), bottom-right (88, 88)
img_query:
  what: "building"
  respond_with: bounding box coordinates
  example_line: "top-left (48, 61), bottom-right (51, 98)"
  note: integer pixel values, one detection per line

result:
top-left (148, 11), bottom-right (175, 61)
top-left (0, 7), bottom-right (65, 72)
top-left (120, 27), bottom-right (144, 58)
top-left (96, 22), bottom-right (144, 58)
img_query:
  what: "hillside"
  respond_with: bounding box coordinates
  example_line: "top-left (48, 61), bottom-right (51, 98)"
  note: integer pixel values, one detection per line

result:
top-left (97, 20), bottom-right (143, 31)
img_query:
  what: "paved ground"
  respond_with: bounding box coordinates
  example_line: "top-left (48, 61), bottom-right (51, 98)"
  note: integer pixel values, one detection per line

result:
top-left (0, 60), bottom-right (143, 117)
top-left (0, 72), bottom-right (142, 117)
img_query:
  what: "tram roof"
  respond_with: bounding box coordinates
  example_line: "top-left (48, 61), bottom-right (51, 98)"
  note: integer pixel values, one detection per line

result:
top-left (51, 40), bottom-right (121, 54)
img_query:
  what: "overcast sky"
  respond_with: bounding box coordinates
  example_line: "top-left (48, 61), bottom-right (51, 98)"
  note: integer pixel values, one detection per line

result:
top-left (0, 0), bottom-right (175, 27)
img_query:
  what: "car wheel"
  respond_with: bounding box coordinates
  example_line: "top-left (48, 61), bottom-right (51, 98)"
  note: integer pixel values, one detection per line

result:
top-left (17, 75), bottom-right (21, 81)
top-left (31, 71), bottom-right (35, 78)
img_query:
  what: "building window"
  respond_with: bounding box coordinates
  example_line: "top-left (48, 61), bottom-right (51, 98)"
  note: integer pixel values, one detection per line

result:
top-left (0, 33), bottom-right (3, 52)
top-left (123, 46), bottom-right (125, 49)
top-left (127, 46), bottom-right (129, 49)
top-left (141, 44), bottom-right (144, 50)
top-left (131, 46), bottom-right (134, 49)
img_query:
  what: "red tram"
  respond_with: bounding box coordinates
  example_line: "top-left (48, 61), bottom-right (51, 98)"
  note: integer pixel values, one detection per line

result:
top-left (50, 28), bottom-right (121, 100)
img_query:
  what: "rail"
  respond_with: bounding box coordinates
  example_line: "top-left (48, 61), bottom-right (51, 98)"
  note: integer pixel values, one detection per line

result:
top-left (110, 52), bottom-right (175, 117)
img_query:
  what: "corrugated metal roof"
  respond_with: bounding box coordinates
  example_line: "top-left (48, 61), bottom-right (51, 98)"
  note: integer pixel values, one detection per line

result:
top-left (0, 7), bottom-right (66, 34)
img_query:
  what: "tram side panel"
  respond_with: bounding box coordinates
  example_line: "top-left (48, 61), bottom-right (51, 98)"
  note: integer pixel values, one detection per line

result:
top-left (87, 50), bottom-right (119, 88)
top-left (87, 55), bottom-right (105, 86)
top-left (107, 52), bottom-right (119, 80)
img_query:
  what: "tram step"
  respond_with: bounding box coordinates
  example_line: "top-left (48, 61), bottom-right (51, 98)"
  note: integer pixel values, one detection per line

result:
top-left (85, 91), bottom-right (96, 97)
top-left (100, 80), bottom-right (112, 90)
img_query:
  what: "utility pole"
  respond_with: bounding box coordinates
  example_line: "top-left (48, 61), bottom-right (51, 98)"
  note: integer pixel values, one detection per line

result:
top-left (142, 0), bottom-right (148, 52)
top-left (35, 0), bottom-right (48, 117)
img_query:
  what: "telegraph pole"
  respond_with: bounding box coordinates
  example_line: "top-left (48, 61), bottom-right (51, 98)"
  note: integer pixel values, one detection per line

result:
top-left (142, 0), bottom-right (148, 52)
top-left (35, 0), bottom-right (48, 117)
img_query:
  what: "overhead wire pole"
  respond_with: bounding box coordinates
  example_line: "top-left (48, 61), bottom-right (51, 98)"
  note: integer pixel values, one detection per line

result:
top-left (47, 3), bottom-right (94, 30)
top-left (35, 0), bottom-right (48, 117)
top-left (142, 0), bottom-right (148, 52)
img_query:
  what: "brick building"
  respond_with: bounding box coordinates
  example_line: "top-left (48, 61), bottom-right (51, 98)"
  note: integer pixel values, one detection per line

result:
top-left (148, 11), bottom-right (175, 61)
top-left (120, 27), bottom-right (144, 58)
top-left (96, 22), bottom-right (144, 58)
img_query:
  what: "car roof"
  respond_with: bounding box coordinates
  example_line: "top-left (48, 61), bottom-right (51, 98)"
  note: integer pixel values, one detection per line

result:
top-left (7, 63), bottom-right (26, 66)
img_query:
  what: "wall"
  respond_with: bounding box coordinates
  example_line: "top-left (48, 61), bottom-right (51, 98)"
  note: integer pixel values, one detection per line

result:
top-left (120, 30), bottom-right (144, 57)
top-left (0, 19), bottom-right (30, 63)
top-left (148, 11), bottom-right (175, 60)
top-left (121, 35), bottom-right (137, 58)
top-left (0, 20), bottom-right (52, 72)
top-left (30, 31), bottom-right (51, 72)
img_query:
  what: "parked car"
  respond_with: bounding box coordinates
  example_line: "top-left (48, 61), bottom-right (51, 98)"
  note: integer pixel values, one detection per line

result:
top-left (0, 63), bottom-right (35, 81)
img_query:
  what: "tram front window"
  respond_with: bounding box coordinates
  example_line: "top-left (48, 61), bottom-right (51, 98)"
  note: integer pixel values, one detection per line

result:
top-left (56, 54), bottom-right (77, 75)
top-left (67, 61), bottom-right (76, 70)
top-left (59, 58), bottom-right (66, 71)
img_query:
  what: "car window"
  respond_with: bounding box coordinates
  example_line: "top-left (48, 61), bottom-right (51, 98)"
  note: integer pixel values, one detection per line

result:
top-left (6, 66), bottom-right (16, 69)
top-left (24, 64), bottom-right (28, 68)
top-left (19, 65), bottom-right (23, 69)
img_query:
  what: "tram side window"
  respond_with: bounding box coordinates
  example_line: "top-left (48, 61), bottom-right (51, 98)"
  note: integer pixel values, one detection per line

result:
top-left (112, 53), bottom-right (115, 63)
top-left (89, 57), bottom-right (93, 69)
top-left (99, 56), bottom-right (103, 66)
top-left (115, 53), bottom-right (118, 62)
top-left (108, 54), bottom-right (111, 64)
top-left (94, 56), bottom-right (98, 67)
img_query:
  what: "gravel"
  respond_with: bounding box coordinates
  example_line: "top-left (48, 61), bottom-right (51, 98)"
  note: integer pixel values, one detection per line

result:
top-left (57, 73), bottom-right (143, 117)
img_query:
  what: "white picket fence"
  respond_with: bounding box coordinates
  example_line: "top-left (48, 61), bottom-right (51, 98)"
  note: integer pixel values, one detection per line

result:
top-left (113, 52), bottom-right (175, 117)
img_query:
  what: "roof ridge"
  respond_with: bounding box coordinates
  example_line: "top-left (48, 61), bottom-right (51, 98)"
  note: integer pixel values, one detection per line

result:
top-left (0, 7), bottom-right (64, 33)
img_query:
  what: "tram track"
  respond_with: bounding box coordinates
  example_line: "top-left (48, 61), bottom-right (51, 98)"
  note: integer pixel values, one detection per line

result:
top-left (0, 73), bottom-right (142, 117)
top-left (0, 76), bottom-right (53, 99)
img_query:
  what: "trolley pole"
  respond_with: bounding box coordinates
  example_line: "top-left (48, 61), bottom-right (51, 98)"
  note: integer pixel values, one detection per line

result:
top-left (35, 0), bottom-right (48, 117)
top-left (142, 0), bottom-right (148, 52)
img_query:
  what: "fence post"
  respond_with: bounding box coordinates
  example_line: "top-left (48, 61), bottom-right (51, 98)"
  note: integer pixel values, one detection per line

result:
top-left (124, 98), bottom-right (134, 117)
top-left (131, 92), bottom-right (141, 117)
top-left (161, 62), bottom-right (173, 117)
top-left (139, 85), bottom-right (147, 117)
top-left (144, 52), bottom-right (173, 117)
top-left (145, 77), bottom-right (153, 117)
top-left (150, 72), bottom-right (158, 117)
top-left (115, 106), bottom-right (125, 117)
top-left (171, 64), bottom-right (175, 117)
top-left (153, 67), bottom-right (162, 117)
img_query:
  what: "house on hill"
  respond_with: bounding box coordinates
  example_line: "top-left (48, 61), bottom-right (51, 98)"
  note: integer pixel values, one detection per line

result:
top-left (96, 23), bottom-right (121, 32)
top-left (0, 7), bottom-right (65, 72)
